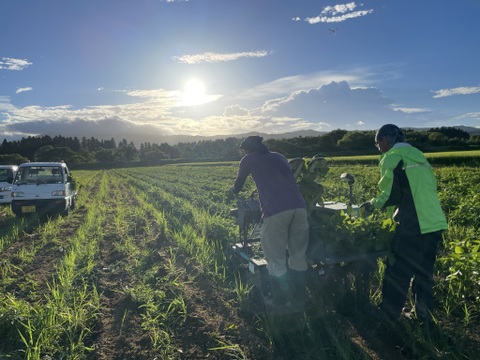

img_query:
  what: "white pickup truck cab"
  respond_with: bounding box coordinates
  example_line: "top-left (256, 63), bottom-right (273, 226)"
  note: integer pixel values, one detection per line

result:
top-left (11, 162), bottom-right (78, 217)
top-left (0, 165), bottom-right (18, 204)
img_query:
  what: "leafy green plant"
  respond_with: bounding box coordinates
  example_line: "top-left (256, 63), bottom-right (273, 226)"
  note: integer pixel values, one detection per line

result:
top-left (310, 210), bottom-right (395, 257)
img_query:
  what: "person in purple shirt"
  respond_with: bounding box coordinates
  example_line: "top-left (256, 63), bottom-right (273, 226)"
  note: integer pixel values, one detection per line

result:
top-left (231, 136), bottom-right (309, 313)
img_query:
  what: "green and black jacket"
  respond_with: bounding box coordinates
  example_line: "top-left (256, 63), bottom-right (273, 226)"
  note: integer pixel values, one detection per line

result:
top-left (371, 143), bottom-right (448, 235)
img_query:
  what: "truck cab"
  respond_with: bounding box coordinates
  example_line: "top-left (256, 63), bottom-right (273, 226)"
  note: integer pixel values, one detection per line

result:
top-left (0, 165), bottom-right (18, 204)
top-left (11, 162), bottom-right (78, 217)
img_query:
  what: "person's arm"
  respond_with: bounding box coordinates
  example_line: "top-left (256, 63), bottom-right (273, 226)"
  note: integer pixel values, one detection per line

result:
top-left (371, 154), bottom-right (402, 209)
top-left (232, 157), bottom-right (251, 193)
top-left (233, 178), bottom-right (246, 194)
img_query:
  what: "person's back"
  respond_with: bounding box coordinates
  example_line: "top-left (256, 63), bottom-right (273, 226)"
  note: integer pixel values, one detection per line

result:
top-left (237, 151), bottom-right (306, 217)
top-left (231, 136), bottom-right (309, 313)
top-left (373, 142), bottom-right (447, 235)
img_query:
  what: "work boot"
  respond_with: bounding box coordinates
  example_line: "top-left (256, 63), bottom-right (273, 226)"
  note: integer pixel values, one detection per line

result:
top-left (288, 270), bottom-right (308, 311)
top-left (414, 304), bottom-right (433, 322)
top-left (264, 274), bottom-right (292, 314)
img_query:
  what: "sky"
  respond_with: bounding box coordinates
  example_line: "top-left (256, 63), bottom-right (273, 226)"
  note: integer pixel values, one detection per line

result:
top-left (1, 0), bottom-right (480, 143)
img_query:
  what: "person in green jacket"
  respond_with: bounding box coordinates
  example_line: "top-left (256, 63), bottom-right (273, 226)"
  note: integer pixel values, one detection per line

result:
top-left (361, 124), bottom-right (447, 322)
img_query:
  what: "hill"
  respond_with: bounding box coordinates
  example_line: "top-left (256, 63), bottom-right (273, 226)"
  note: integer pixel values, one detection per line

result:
top-left (46, 126), bottom-right (478, 146)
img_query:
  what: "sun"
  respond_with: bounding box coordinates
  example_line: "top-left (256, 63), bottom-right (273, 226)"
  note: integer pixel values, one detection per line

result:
top-left (181, 78), bottom-right (207, 106)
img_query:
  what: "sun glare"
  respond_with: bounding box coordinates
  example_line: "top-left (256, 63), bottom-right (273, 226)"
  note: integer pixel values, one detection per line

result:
top-left (181, 78), bottom-right (207, 106)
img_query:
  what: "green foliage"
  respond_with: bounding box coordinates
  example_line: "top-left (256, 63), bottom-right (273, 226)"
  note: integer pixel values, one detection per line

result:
top-left (294, 158), bottom-right (395, 258)
top-left (310, 210), bottom-right (395, 257)
top-left (436, 225), bottom-right (480, 318)
top-left (1, 127), bottom-right (479, 166)
top-left (0, 153), bottom-right (28, 164)
top-left (1, 161), bottom-right (479, 359)
top-left (294, 156), bottom-right (329, 217)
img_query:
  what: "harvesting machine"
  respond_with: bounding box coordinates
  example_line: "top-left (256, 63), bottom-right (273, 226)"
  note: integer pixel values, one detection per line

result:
top-left (229, 156), bottom-right (392, 312)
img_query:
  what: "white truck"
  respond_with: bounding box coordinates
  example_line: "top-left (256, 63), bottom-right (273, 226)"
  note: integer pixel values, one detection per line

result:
top-left (0, 165), bottom-right (18, 204)
top-left (10, 162), bottom-right (78, 217)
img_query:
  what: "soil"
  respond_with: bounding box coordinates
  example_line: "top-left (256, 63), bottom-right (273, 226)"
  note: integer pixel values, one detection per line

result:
top-left (84, 183), bottom-right (274, 360)
top-left (1, 202), bottom-right (479, 360)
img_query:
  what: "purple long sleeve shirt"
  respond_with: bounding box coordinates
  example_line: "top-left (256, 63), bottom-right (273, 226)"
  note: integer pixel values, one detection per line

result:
top-left (233, 151), bottom-right (306, 217)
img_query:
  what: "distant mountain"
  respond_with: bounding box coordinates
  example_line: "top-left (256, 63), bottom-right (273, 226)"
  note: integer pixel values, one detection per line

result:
top-left (455, 125), bottom-right (480, 135)
top-left (226, 129), bottom-right (327, 141)
top-left (65, 129), bottom-right (327, 146)
top-left (45, 126), bottom-right (478, 147)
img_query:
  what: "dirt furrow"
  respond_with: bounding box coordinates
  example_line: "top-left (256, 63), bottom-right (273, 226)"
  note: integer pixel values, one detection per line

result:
top-left (89, 176), bottom-right (273, 359)
top-left (172, 251), bottom-right (274, 359)
top-left (2, 205), bottom-right (89, 298)
top-left (90, 231), bottom-right (154, 359)
top-left (88, 181), bottom-right (155, 359)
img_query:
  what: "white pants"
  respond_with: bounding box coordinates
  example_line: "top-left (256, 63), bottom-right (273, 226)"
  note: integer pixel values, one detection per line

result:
top-left (261, 208), bottom-right (309, 277)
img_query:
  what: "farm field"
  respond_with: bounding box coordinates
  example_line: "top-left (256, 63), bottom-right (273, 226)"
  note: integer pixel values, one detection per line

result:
top-left (0, 161), bottom-right (479, 359)
top-left (329, 149), bottom-right (480, 166)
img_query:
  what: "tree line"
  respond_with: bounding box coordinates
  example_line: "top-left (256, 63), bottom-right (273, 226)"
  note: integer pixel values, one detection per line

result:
top-left (0, 127), bottom-right (479, 166)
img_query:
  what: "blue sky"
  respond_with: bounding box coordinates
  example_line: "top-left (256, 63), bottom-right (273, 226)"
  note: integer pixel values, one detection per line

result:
top-left (1, 0), bottom-right (479, 142)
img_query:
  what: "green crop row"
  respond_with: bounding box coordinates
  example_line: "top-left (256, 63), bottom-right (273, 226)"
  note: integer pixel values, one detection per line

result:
top-left (1, 160), bottom-right (478, 359)
top-left (324, 150), bottom-right (480, 166)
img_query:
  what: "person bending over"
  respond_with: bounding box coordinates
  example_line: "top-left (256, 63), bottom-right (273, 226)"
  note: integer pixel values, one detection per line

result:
top-left (230, 136), bottom-right (309, 313)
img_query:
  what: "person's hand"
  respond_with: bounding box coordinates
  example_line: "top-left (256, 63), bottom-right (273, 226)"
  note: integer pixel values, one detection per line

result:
top-left (359, 201), bottom-right (374, 216)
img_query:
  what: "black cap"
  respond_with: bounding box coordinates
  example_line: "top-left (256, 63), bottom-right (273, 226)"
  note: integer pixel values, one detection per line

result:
top-left (376, 124), bottom-right (406, 144)
top-left (240, 136), bottom-right (264, 150)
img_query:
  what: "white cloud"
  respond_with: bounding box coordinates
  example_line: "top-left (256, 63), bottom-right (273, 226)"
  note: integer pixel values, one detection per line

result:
top-left (324, 2), bottom-right (358, 16)
top-left (124, 88), bottom-right (221, 107)
top-left (1, 68), bottom-right (464, 141)
top-left (0, 67), bottom-right (395, 140)
top-left (125, 89), bottom-right (179, 99)
top-left (306, 2), bottom-right (373, 24)
top-left (432, 86), bottom-right (480, 98)
top-left (392, 107), bottom-right (431, 114)
top-left (16, 87), bottom-right (33, 94)
top-left (455, 112), bottom-right (480, 120)
top-left (0, 57), bottom-right (32, 71)
top-left (223, 104), bottom-right (249, 117)
top-left (239, 70), bottom-right (362, 101)
top-left (256, 81), bottom-right (400, 129)
top-left (172, 50), bottom-right (271, 64)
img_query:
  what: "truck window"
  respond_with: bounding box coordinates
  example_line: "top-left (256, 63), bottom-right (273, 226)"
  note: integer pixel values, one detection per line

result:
top-left (16, 166), bottom-right (64, 184)
top-left (0, 169), bottom-right (9, 182)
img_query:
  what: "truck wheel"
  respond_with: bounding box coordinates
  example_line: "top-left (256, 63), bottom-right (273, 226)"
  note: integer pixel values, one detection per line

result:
top-left (62, 204), bottom-right (71, 216)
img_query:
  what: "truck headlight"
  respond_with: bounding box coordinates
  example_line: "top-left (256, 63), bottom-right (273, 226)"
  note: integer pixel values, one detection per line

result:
top-left (52, 190), bottom-right (66, 196)
top-left (11, 191), bottom-right (25, 198)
